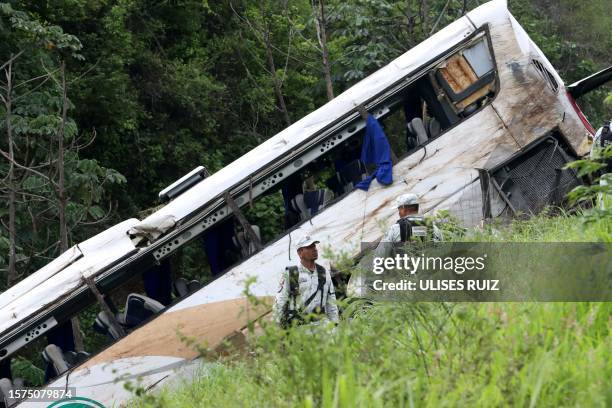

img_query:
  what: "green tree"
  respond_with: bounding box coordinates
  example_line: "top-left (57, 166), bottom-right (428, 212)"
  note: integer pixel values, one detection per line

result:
top-left (0, 3), bottom-right (125, 289)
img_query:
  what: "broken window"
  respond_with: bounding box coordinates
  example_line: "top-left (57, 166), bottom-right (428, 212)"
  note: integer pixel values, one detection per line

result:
top-left (434, 37), bottom-right (496, 118)
top-left (401, 34), bottom-right (497, 153)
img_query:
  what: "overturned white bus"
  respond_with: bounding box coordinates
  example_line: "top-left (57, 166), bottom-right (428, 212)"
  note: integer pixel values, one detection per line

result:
top-left (1, 0), bottom-right (608, 406)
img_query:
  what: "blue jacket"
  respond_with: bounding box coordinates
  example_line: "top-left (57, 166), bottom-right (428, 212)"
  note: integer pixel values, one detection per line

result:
top-left (356, 114), bottom-right (393, 190)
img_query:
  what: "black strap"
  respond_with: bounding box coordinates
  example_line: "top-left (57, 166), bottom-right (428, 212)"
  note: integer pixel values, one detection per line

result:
top-left (397, 218), bottom-right (412, 242)
top-left (280, 266), bottom-right (302, 329)
top-left (287, 264), bottom-right (327, 316)
top-left (302, 264), bottom-right (326, 311)
top-left (397, 217), bottom-right (429, 243)
top-left (287, 266), bottom-right (300, 309)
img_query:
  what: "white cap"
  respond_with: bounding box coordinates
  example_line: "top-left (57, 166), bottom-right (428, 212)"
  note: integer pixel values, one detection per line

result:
top-left (396, 193), bottom-right (418, 208)
top-left (295, 235), bottom-right (319, 250)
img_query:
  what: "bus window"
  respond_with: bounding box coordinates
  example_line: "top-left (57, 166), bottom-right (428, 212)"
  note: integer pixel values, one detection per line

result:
top-left (435, 37), bottom-right (496, 117)
top-left (402, 36), bottom-right (497, 152)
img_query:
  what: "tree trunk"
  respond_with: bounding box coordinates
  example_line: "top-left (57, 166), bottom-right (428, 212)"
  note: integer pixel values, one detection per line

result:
top-left (312, 0), bottom-right (334, 101)
top-left (5, 58), bottom-right (17, 287)
top-left (56, 61), bottom-right (84, 351)
top-left (260, 5), bottom-right (292, 127)
top-left (57, 61), bottom-right (68, 253)
top-left (421, 0), bottom-right (429, 34)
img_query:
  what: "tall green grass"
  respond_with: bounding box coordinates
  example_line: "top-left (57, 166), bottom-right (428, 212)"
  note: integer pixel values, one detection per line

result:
top-left (461, 209), bottom-right (611, 243)
top-left (134, 212), bottom-right (611, 407)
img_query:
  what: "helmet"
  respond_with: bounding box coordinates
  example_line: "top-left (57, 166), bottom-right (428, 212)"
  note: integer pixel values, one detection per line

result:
top-left (395, 193), bottom-right (418, 208)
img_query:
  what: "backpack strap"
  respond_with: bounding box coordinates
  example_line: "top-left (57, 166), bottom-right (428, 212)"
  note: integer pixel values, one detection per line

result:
top-left (397, 217), bottom-right (430, 243)
top-left (280, 266), bottom-right (302, 328)
top-left (316, 264), bottom-right (327, 302)
top-left (397, 217), bottom-right (411, 242)
top-left (286, 266), bottom-right (300, 309)
top-left (303, 264), bottom-right (327, 313)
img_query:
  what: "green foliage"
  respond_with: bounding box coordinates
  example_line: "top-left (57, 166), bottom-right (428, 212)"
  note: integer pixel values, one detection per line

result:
top-left (11, 356), bottom-right (44, 386)
top-left (565, 146), bottom-right (612, 223)
top-left (509, 0), bottom-right (612, 125)
top-left (463, 209), bottom-right (610, 243)
top-left (0, 2), bottom-right (82, 59)
top-left (565, 157), bottom-right (608, 179)
top-left (0, 2), bottom-right (127, 286)
top-left (0, 235), bottom-right (9, 274)
top-left (244, 191), bottom-right (285, 242)
top-left (432, 209), bottom-right (467, 241)
top-left (78, 304), bottom-right (112, 357)
top-left (329, 0), bottom-right (470, 83)
top-left (174, 239), bottom-right (212, 284)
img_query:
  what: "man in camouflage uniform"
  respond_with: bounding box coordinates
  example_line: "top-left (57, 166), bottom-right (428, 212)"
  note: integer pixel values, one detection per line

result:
top-left (347, 193), bottom-right (441, 297)
top-left (374, 193), bottom-right (441, 258)
top-left (273, 235), bottom-right (339, 327)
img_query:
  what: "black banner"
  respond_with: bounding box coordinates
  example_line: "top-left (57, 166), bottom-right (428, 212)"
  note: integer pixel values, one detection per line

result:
top-left (349, 243), bottom-right (612, 301)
